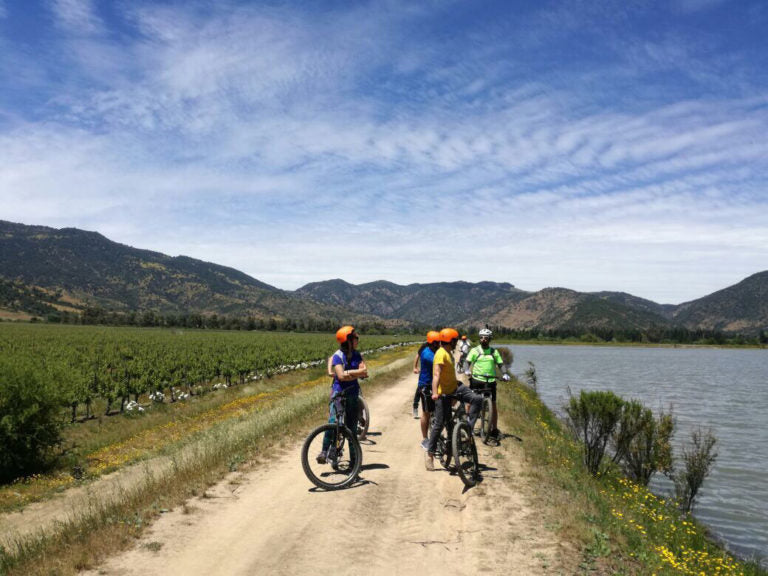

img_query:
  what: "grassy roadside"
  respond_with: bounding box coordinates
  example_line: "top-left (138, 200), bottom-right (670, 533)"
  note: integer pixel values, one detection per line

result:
top-left (497, 378), bottom-right (766, 576)
top-left (0, 347), bottom-right (415, 576)
top-left (0, 345), bottom-right (412, 513)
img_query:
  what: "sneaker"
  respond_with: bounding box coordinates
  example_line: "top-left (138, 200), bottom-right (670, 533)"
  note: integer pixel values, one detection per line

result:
top-left (424, 452), bottom-right (435, 471)
top-left (412, 406), bottom-right (419, 419)
top-left (316, 451), bottom-right (327, 464)
top-left (420, 438), bottom-right (429, 451)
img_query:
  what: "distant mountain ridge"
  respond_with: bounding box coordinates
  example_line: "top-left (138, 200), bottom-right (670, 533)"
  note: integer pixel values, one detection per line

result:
top-left (0, 220), bottom-right (372, 324)
top-left (296, 279), bottom-right (524, 325)
top-left (1, 220), bottom-right (766, 335)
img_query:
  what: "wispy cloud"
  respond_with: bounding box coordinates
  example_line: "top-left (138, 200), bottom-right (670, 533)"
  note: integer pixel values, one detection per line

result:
top-left (50, 0), bottom-right (103, 35)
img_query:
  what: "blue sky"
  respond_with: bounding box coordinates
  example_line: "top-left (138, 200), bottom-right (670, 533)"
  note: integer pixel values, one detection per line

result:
top-left (1, 0), bottom-right (767, 304)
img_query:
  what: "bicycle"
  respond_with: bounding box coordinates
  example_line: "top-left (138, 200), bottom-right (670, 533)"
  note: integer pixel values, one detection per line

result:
top-left (357, 392), bottom-right (370, 440)
top-left (469, 382), bottom-right (496, 444)
top-left (301, 390), bottom-right (363, 490)
top-left (430, 393), bottom-right (480, 487)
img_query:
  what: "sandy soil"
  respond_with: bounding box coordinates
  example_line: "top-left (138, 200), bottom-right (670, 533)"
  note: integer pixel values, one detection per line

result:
top-left (83, 370), bottom-right (572, 576)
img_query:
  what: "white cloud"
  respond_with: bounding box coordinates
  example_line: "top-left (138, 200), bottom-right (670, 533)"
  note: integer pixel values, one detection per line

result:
top-left (1, 1), bottom-right (767, 304)
top-left (50, 0), bottom-right (103, 35)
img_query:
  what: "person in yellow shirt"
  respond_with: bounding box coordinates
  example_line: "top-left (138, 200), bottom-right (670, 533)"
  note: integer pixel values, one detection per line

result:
top-left (424, 327), bottom-right (482, 471)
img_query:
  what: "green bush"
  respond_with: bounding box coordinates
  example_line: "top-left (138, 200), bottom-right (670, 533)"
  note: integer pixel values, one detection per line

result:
top-left (612, 400), bottom-right (674, 485)
top-left (566, 389), bottom-right (624, 475)
top-left (0, 359), bottom-right (63, 482)
top-left (673, 427), bottom-right (718, 513)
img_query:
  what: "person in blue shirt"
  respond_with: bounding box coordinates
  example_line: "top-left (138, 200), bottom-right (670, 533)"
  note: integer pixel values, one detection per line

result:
top-left (416, 331), bottom-right (441, 451)
top-left (317, 326), bottom-right (368, 464)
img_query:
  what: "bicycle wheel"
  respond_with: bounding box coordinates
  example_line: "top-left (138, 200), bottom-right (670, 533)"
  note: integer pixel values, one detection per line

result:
top-left (452, 421), bottom-right (480, 487)
top-left (357, 397), bottom-right (370, 440)
top-left (480, 396), bottom-right (493, 442)
top-left (301, 423), bottom-right (362, 490)
top-left (436, 431), bottom-right (452, 469)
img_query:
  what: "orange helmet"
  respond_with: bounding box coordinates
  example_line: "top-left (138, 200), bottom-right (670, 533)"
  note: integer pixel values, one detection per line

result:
top-left (439, 328), bottom-right (459, 343)
top-left (336, 326), bottom-right (357, 344)
top-left (461, 335), bottom-right (467, 340)
top-left (426, 330), bottom-right (441, 344)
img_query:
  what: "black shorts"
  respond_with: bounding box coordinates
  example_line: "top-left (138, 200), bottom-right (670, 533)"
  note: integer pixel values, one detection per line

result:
top-left (469, 377), bottom-right (496, 402)
top-left (419, 387), bottom-right (435, 413)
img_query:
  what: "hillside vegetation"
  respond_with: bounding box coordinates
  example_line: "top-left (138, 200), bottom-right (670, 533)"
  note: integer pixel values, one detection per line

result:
top-left (2, 220), bottom-right (767, 336)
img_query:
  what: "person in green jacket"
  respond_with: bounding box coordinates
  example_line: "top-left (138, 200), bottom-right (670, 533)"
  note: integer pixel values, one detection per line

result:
top-left (464, 328), bottom-right (510, 440)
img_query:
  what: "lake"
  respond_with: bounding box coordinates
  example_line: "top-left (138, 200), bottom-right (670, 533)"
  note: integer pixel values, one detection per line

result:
top-left (504, 344), bottom-right (768, 564)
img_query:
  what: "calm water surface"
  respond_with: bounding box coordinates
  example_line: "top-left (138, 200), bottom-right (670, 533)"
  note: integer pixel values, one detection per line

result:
top-left (505, 344), bottom-right (768, 564)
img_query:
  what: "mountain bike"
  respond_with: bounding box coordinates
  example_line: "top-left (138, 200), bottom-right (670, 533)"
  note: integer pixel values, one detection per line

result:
top-left (301, 390), bottom-right (363, 490)
top-left (470, 382), bottom-right (495, 444)
top-left (430, 394), bottom-right (480, 487)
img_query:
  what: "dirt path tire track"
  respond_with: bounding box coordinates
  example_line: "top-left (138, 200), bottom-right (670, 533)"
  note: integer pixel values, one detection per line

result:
top-left (84, 371), bottom-right (570, 575)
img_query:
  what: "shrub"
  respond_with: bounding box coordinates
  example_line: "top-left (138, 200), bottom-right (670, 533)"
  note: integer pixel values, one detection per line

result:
top-left (0, 359), bottom-right (62, 482)
top-left (523, 361), bottom-right (538, 392)
top-left (612, 400), bottom-right (674, 485)
top-left (673, 427), bottom-right (718, 513)
top-left (565, 389), bottom-right (624, 475)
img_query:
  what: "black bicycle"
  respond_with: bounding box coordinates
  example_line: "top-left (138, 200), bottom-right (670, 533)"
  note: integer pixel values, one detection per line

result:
top-left (301, 391), bottom-right (363, 490)
top-left (470, 382), bottom-right (496, 444)
top-left (430, 394), bottom-right (480, 487)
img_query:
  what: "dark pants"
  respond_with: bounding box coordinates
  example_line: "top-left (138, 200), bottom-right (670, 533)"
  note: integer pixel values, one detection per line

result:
top-left (427, 384), bottom-right (481, 455)
top-left (322, 394), bottom-right (359, 452)
top-left (413, 387), bottom-right (420, 408)
top-left (419, 387), bottom-right (435, 413)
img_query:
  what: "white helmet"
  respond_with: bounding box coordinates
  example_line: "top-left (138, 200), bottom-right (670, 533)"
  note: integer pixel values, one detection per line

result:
top-left (479, 328), bottom-right (492, 338)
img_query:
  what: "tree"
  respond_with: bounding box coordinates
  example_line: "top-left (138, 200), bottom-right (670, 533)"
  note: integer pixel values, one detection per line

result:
top-left (0, 360), bottom-right (62, 482)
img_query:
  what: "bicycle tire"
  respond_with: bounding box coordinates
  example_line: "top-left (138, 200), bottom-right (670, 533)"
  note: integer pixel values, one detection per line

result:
top-left (300, 423), bottom-right (362, 490)
top-left (452, 421), bottom-right (480, 487)
top-left (357, 396), bottom-right (370, 440)
top-left (436, 431), bottom-right (452, 469)
top-left (480, 396), bottom-right (493, 442)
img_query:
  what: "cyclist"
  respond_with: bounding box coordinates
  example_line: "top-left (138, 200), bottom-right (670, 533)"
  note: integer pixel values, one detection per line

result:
top-left (415, 331), bottom-right (441, 450)
top-left (425, 328), bottom-right (482, 471)
top-left (457, 335), bottom-right (470, 372)
top-left (411, 334), bottom-right (434, 418)
top-left (465, 327), bottom-right (510, 440)
top-left (317, 326), bottom-right (368, 464)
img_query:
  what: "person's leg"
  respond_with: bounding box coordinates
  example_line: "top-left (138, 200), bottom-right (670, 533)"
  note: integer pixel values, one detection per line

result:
top-left (456, 385), bottom-right (482, 431)
top-left (345, 395), bottom-right (359, 438)
top-left (320, 398), bottom-right (340, 459)
top-left (419, 389), bottom-right (430, 439)
top-left (490, 383), bottom-right (499, 433)
top-left (426, 396), bottom-right (447, 469)
top-left (412, 387), bottom-right (420, 418)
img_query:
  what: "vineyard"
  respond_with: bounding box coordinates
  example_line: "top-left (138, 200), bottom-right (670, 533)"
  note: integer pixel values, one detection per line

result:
top-left (0, 323), bottom-right (412, 482)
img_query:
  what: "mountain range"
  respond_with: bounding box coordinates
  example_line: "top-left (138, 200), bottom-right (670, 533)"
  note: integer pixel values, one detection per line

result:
top-left (1, 220), bottom-right (766, 335)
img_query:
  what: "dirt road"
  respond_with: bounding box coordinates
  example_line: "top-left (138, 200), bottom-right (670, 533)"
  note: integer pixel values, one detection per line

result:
top-left (85, 371), bottom-right (570, 575)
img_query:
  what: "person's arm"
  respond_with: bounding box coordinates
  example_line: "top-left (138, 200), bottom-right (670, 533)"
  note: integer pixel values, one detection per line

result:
top-left (465, 348), bottom-right (476, 375)
top-left (413, 352), bottom-right (420, 374)
top-left (432, 357), bottom-right (442, 400)
top-left (494, 350), bottom-right (510, 380)
top-left (333, 358), bottom-right (368, 381)
top-left (327, 355), bottom-right (334, 378)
